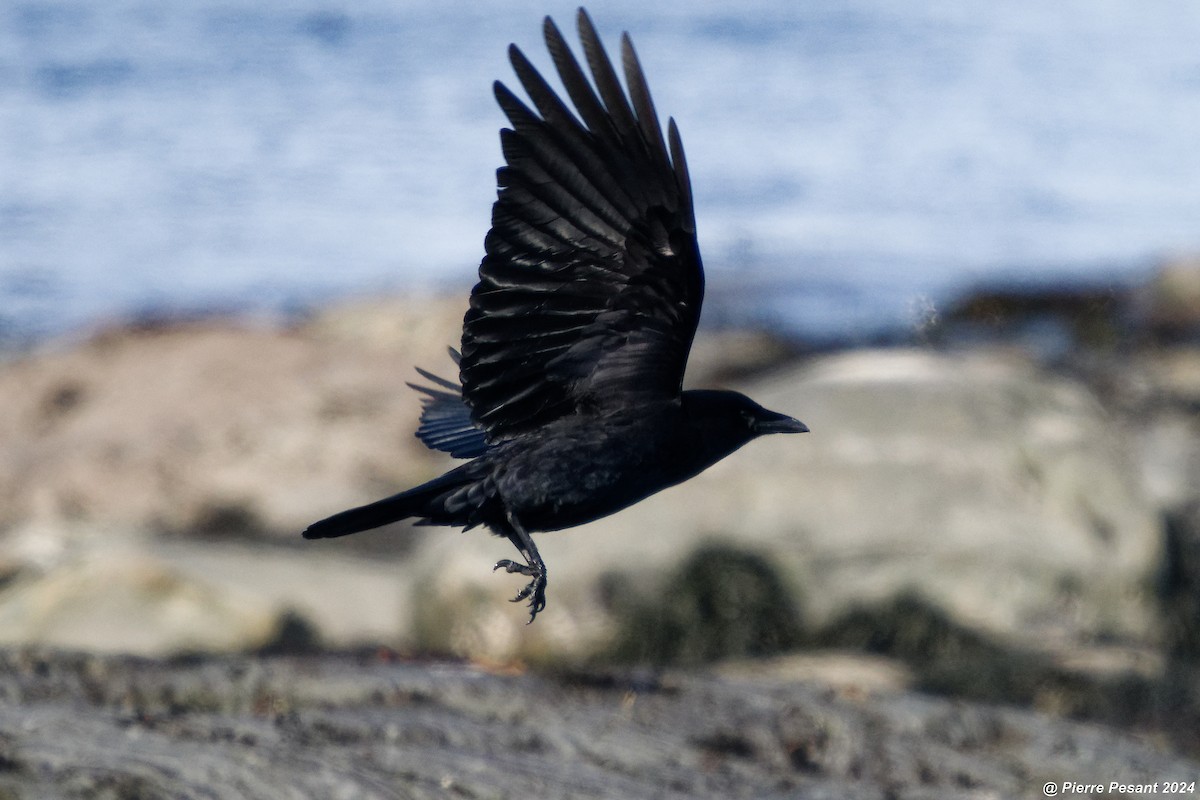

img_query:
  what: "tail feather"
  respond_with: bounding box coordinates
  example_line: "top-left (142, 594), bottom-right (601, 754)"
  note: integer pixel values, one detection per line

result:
top-left (303, 490), bottom-right (420, 539)
top-left (303, 461), bottom-right (491, 539)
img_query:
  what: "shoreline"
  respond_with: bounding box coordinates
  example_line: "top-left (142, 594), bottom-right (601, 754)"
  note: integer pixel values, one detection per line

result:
top-left (1, 263), bottom-right (1199, 793)
top-left (3, 251), bottom-right (1194, 362)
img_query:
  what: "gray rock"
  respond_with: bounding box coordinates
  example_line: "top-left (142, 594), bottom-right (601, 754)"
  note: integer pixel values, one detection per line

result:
top-left (0, 533), bottom-right (425, 656)
top-left (0, 651), bottom-right (1194, 800)
top-left (0, 550), bottom-right (279, 655)
top-left (408, 349), bottom-right (1162, 665)
top-left (0, 308), bottom-right (1167, 672)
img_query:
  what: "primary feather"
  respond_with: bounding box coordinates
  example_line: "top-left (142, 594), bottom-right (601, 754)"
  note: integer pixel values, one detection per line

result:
top-left (460, 9), bottom-right (704, 441)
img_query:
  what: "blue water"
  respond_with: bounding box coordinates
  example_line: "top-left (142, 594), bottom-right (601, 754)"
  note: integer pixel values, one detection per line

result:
top-left (3, 0), bottom-right (1199, 345)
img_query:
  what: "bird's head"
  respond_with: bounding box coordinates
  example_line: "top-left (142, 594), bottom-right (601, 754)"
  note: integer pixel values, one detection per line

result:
top-left (681, 389), bottom-right (808, 457)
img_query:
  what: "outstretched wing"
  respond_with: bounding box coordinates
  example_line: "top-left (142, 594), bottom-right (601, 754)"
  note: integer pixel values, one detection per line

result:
top-left (460, 9), bottom-right (704, 439)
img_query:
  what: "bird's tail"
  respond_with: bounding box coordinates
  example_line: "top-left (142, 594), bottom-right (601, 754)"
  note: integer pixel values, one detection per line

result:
top-left (302, 463), bottom-right (486, 539)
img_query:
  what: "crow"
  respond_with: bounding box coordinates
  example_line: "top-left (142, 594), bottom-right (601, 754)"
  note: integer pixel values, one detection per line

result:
top-left (303, 9), bottom-right (808, 622)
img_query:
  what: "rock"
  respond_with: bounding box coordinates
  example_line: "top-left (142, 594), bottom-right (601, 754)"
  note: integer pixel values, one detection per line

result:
top-left (407, 349), bottom-right (1162, 667)
top-left (153, 539), bottom-right (416, 651)
top-left (933, 254), bottom-right (1200, 357)
top-left (0, 550), bottom-right (279, 655)
top-left (1137, 254), bottom-right (1200, 342)
top-left (0, 529), bottom-right (423, 655)
top-left (1162, 501), bottom-right (1200, 661)
top-left (750, 348), bottom-right (1160, 641)
top-left (939, 283), bottom-right (1129, 356)
top-left (1130, 391), bottom-right (1200, 513)
top-left (1142, 346), bottom-right (1200, 408)
top-left (684, 326), bottom-right (800, 386)
top-left (0, 295), bottom-right (794, 548)
top-left (0, 306), bottom-right (1169, 678)
top-left (0, 294), bottom-right (466, 543)
top-left (0, 651), bottom-right (1195, 799)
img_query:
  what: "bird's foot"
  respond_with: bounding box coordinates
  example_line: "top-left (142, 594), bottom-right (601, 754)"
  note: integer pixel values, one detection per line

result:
top-left (493, 558), bottom-right (535, 577)
top-left (493, 559), bottom-right (547, 623)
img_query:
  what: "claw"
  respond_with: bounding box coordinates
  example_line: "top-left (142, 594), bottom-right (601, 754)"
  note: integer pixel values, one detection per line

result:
top-left (494, 559), bottom-right (535, 576)
top-left (523, 572), bottom-right (547, 623)
top-left (496, 512), bottom-right (548, 623)
top-left (493, 560), bottom-right (547, 622)
top-left (527, 593), bottom-right (546, 623)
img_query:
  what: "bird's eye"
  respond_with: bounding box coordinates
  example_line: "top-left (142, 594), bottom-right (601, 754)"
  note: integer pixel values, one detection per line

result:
top-left (741, 411), bottom-right (756, 428)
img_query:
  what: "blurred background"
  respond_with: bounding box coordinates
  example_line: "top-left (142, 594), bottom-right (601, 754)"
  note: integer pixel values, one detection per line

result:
top-left (2, 1), bottom-right (1200, 792)
top-left (3, 0), bottom-right (1199, 346)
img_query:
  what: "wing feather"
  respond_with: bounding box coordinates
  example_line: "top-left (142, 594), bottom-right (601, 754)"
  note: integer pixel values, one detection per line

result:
top-left (577, 13), bottom-right (641, 157)
top-left (460, 9), bottom-right (704, 439)
top-left (408, 367), bottom-right (491, 459)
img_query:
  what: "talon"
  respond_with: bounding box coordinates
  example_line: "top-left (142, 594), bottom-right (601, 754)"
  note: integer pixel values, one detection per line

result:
top-left (497, 512), bottom-right (548, 623)
top-left (523, 574), bottom-right (548, 624)
top-left (494, 559), bottom-right (535, 576)
top-left (496, 566), bottom-right (547, 622)
top-left (526, 597), bottom-right (546, 624)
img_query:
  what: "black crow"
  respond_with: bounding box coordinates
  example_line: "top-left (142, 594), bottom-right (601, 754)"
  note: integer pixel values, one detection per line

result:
top-left (304, 9), bottom-right (808, 621)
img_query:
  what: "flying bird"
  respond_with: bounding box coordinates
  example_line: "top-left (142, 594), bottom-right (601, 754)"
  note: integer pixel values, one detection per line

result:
top-left (303, 8), bottom-right (808, 621)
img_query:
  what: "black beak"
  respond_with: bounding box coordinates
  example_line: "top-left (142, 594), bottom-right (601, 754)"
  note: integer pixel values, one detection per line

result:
top-left (756, 413), bottom-right (809, 435)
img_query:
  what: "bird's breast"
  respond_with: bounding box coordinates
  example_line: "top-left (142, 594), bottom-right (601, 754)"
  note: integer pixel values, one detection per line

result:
top-left (491, 414), bottom-right (686, 531)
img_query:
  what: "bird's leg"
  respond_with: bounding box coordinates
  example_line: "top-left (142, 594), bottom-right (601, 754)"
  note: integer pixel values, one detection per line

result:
top-left (492, 512), bottom-right (547, 623)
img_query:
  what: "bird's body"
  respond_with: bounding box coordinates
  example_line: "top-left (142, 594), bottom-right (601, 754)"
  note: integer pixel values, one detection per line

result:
top-left (310, 391), bottom-right (797, 537)
top-left (305, 9), bottom-right (807, 620)
top-left (482, 409), bottom-right (688, 531)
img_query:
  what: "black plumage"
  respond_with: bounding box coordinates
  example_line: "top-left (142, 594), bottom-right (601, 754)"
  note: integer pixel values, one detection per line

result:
top-left (304, 9), bottom-right (808, 621)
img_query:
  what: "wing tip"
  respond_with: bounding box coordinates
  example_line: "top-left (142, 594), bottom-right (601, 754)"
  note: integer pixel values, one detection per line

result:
top-left (575, 7), bottom-right (601, 57)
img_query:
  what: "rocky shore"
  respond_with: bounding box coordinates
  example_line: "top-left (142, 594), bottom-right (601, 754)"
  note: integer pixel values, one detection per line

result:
top-left (1, 258), bottom-right (1199, 797)
top-left (2, 648), bottom-right (1197, 800)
